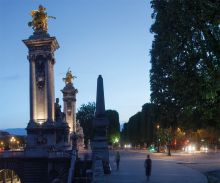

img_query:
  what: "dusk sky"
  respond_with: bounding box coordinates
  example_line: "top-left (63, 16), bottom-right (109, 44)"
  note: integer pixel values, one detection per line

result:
top-left (0, 0), bottom-right (153, 128)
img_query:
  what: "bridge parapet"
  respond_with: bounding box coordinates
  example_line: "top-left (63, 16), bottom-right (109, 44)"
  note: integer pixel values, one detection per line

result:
top-left (48, 151), bottom-right (71, 158)
top-left (0, 151), bottom-right (24, 158)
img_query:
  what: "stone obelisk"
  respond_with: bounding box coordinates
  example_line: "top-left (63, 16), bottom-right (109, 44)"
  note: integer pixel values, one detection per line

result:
top-left (92, 75), bottom-right (110, 172)
top-left (95, 75), bottom-right (106, 118)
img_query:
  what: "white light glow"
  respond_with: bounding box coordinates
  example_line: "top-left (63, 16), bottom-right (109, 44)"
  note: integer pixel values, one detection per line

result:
top-left (184, 144), bottom-right (196, 153)
top-left (124, 144), bottom-right (131, 149)
top-left (37, 119), bottom-right (46, 125)
top-left (38, 121), bottom-right (44, 125)
top-left (200, 146), bottom-right (208, 152)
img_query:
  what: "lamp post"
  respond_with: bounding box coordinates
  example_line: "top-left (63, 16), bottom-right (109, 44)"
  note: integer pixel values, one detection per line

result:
top-left (0, 141), bottom-right (4, 151)
top-left (157, 124), bottom-right (160, 153)
top-left (16, 141), bottom-right (20, 149)
top-left (10, 136), bottom-right (16, 150)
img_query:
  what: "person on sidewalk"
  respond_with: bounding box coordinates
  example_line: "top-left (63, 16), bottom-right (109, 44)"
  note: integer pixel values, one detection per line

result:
top-left (144, 154), bottom-right (152, 181)
top-left (115, 151), bottom-right (120, 170)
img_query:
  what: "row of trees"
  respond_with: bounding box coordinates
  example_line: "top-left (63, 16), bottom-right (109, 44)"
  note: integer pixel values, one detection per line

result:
top-left (121, 103), bottom-right (220, 154)
top-left (76, 102), bottom-right (120, 147)
top-left (121, 103), bottom-right (157, 146)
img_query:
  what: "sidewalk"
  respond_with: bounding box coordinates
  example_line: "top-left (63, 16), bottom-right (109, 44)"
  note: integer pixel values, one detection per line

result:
top-left (104, 150), bottom-right (207, 183)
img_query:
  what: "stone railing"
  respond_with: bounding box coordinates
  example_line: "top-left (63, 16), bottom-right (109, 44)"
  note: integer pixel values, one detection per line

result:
top-left (0, 150), bottom-right (72, 158)
top-left (48, 151), bottom-right (71, 158)
top-left (0, 150), bottom-right (24, 158)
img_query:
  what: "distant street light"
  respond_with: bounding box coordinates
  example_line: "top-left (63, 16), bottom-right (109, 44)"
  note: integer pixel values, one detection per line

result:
top-left (10, 136), bottom-right (16, 149)
top-left (156, 124), bottom-right (160, 153)
top-left (113, 137), bottom-right (119, 144)
top-left (112, 136), bottom-right (120, 149)
top-left (0, 141), bottom-right (4, 151)
top-left (16, 141), bottom-right (20, 149)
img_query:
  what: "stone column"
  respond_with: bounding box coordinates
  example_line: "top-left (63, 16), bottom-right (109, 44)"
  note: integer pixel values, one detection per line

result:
top-left (51, 60), bottom-right (55, 121)
top-left (29, 59), bottom-right (34, 121)
top-left (23, 35), bottom-right (59, 150)
top-left (46, 59), bottom-right (53, 122)
top-left (29, 57), bottom-right (37, 122)
top-left (72, 100), bottom-right (76, 132)
top-left (23, 37), bottom-right (59, 124)
top-left (61, 82), bottom-right (78, 133)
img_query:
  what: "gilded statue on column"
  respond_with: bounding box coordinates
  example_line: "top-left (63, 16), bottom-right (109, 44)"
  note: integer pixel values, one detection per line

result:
top-left (28, 5), bottom-right (55, 32)
top-left (63, 68), bottom-right (77, 84)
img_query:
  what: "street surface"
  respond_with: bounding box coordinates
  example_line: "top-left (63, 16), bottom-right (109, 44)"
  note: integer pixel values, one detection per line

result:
top-left (104, 150), bottom-right (207, 183)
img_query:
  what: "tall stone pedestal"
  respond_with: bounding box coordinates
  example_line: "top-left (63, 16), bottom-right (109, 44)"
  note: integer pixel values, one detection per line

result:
top-left (61, 82), bottom-right (78, 133)
top-left (23, 33), bottom-right (70, 151)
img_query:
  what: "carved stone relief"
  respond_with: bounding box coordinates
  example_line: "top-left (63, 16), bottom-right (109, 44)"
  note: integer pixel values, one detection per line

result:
top-left (35, 59), bottom-right (45, 89)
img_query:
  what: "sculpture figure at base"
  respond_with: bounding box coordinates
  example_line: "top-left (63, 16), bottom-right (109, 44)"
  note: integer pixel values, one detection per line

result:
top-left (76, 120), bottom-right (84, 150)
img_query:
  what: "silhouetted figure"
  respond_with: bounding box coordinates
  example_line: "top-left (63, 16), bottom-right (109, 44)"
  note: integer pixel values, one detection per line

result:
top-left (115, 151), bottom-right (120, 170)
top-left (144, 154), bottom-right (152, 181)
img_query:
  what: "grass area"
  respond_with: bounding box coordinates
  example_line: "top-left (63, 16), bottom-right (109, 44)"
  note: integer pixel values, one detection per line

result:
top-left (206, 171), bottom-right (220, 183)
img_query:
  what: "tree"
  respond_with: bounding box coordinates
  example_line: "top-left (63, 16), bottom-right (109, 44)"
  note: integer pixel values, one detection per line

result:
top-left (128, 112), bottom-right (142, 145)
top-left (77, 103), bottom-right (120, 147)
top-left (121, 103), bottom-right (158, 147)
top-left (141, 103), bottom-right (158, 145)
top-left (76, 102), bottom-right (95, 147)
top-left (121, 112), bottom-right (141, 146)
top-left (106, 110), bottom-right (120, 145)
top-left (121, 123), bottom-right (129, 144)
top-left (150, 0), bottom-right (220, 131)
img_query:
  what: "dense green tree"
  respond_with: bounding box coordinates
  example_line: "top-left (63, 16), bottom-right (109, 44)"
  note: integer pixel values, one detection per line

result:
top-left (121, 113), bottom-right (141, 145)
top-left (77, 103), bottom-right (120, 147)
top-left (121, 123), bottom-right (129, 144)
top-left (121, 103), bottom-right (158, 146)
top-left (150, 0), bottom-right (220, 130)
top-left (106, 110), bottom-right (120, 145)
top-left (128, 112), bottom-right (142, 145)
top-left (141, 103), bottom-right (158, 145)
top-left (76, 102), bottom-right (95, 147)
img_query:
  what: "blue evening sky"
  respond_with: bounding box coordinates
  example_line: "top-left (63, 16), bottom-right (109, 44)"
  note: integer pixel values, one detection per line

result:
top-left (0, 0), bottom-right (153, 128)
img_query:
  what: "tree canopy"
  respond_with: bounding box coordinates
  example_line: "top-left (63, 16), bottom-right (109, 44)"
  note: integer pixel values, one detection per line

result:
top-left (106, 110), bottom-right (120, 145)
top-left (150, 0), bottom-right (220, 129)
top-left (121, 103), bottom-right (157, 146)
top-left (76, 102), bottom-right (95, 147)
top-left (76, 102), bottom-right (120, 147)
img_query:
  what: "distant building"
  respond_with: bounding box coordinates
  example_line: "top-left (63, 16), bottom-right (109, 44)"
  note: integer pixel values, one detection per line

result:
top-left (0, 131), bottom-right (10, 138)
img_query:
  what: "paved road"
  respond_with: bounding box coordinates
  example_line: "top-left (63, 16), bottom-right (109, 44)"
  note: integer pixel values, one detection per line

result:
top-left (104, 150), bottom-right (207, 183)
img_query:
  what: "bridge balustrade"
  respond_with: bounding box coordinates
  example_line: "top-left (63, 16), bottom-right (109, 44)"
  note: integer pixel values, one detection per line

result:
top-left (0, 151), bottom-right (24, 158)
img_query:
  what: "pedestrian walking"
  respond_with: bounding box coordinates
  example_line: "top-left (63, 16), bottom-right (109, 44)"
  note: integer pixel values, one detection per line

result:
top-left (115, 151), bottom-right (120, 170)
top-left (144, 154), bottom-right (152, 181)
